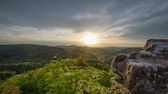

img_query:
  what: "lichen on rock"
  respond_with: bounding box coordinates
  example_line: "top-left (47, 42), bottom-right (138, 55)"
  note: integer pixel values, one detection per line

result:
top-left (111, 39), bottom-right (168, 94)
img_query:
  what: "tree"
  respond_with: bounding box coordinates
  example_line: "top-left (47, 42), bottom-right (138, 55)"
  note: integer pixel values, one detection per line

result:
top-left (75, 55), bottom-right (88, 66)
top-left (2, 85), bottom-right (22, 94)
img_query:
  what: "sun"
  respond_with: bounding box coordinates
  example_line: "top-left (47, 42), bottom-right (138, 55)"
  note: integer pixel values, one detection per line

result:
top-left (82, 33), bottom-right (97, 44)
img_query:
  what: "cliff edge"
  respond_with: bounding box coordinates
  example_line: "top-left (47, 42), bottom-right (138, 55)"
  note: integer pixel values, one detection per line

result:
top-left (111, 39), bottom-right (168, 94)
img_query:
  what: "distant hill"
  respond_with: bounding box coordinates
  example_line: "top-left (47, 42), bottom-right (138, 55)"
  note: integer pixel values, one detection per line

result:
top-left (0, 44), bottom-right (143, 63)
top-left (0, 44), bottom-right (143, 80)
top-left (0, 44), bottom-right (71, 63)
top-left (118, 47), bottom-right (143, 54)
top-left (0, 44), bottom-right (73, 80)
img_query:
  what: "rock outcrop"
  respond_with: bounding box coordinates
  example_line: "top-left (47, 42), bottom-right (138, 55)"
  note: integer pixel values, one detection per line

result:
top-left (111, 39), bottom-right (168, 94)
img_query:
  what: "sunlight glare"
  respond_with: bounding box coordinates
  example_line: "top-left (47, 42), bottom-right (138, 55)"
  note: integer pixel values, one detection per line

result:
top-left (82, 33), bottom-right (97, 45)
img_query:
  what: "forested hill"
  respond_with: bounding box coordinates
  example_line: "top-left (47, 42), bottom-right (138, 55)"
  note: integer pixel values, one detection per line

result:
top-left (0, 44), bottom-right (142, 80)
top-left (0, 58), bottom-right (119, 94)
top-left (0, 44), bottom-right (142, 63)
top-left (0, 44), bottom-right (71, 63)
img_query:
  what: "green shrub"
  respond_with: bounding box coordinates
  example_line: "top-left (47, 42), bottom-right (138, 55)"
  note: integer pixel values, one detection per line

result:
top-left (0, 58), bottom-right (120, 94)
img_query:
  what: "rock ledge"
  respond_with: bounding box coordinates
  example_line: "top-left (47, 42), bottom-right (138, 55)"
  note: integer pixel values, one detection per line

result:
top-left (111, 39), bottom-right (168, 94)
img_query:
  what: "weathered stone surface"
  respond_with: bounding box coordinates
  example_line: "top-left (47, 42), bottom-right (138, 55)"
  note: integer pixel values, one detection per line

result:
top-left (110, 76), bottom-right (131, 94)
top-left (111, 39), bottom-right (168, 94)
top-left (143, 39), bottom-right (168, 55)
top-left (112, 54), bottom-right (127, 76)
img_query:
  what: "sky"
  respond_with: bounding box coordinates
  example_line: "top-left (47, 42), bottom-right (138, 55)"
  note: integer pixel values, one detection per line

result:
top-left (0, 0), bottom-right (168, 47)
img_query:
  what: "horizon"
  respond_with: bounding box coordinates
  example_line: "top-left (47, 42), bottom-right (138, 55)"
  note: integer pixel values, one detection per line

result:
top-left (0, 0), bottom-right (168, 47)
top-left (0, 43), bottom-right (144, 48)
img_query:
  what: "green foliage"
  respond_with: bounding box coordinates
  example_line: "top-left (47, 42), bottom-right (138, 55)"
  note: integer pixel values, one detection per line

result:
top-left (2, 85), bottom-right (22, 94)
top-left (0, 71), bottom-right (16, 80)
top-left (110, 85), bottom-right (121, 94)
top-left (0, 44), bottom-right (142, 81)
top-left (88, 62), bottom-right (110, 71)
top-left (0, 44), bottom-right (70, 60)
top-left (98, 71), bottom-right (115, 87)
top-left (53, 54), bottom-right (58, 59)
top-left (0, 62), bottom-right (42, 80)
top-left (0, 58), bottom-right (119, 94)
top-left (118, 47), bottom-right (142, 54)
top-left (75, 55), bottom-right (88, 66)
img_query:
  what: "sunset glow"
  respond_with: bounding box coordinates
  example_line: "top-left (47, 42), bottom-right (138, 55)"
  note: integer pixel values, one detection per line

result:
top-left (82, 33), bottom-right (97, 45)
top-left (0, 1), bottom-right (167, 47)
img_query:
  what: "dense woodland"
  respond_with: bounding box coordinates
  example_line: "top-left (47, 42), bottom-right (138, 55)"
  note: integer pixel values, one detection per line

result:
top-left (0, 44), bottom-right (142, 93)
top-left (0, 58), bottom-right (119, 94)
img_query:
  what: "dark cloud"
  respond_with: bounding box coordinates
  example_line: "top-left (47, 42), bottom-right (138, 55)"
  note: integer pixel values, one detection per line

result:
top-left (0, 0), bottom-right (110, 28)
top-left (122, 19), bottom-right (168, 40)
top-left (0, 0), bottom-right (168, 46)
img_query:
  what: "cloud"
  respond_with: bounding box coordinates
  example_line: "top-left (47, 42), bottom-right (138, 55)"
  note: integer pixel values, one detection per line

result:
top-left (0, 0), bottom-right (168, 46)
top-left (0, 25), bottom-right (75, 39)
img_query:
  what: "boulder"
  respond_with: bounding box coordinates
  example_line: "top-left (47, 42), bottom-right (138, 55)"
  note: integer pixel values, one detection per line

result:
top-left (112, 54), bottom-right (127, 76)
top-left (111, 39), bottom-right (168, 94)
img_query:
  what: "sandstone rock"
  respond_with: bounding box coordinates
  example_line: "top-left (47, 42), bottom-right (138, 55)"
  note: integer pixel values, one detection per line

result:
top-left (110, 77), bottom-right (131, 94)
top-left (143, 39), bottom-right (168, 55)
top-left (111, 39), bottom-right (168, 94)
top-left (112, 54), bottom-right (127, 76)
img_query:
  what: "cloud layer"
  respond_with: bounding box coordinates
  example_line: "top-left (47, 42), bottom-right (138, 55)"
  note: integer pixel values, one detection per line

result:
top-left (0, 0), bottom-right (168, 47)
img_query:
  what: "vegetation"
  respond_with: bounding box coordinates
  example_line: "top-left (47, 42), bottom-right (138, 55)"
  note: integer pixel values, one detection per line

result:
top-left (0, 44), bottom-right (142, 80)
top-left (0, 44), bottom-right (143, 93)
top-left (0, 44), bottom-right (71, 62)
top-left (0, 58), bottom-right (120, 94)
top-left (1, 85), bottom-right (22, 94)
top-left (0, 44), bottom-right (71, 80)
top-left (118, 47), bottom-right (143, 54)
top-left (0, 62), bottom-right (42, 80)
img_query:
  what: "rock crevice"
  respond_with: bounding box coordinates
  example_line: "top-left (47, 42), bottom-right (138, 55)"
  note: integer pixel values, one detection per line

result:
top-left (111, 39), bottom-right (168, 94)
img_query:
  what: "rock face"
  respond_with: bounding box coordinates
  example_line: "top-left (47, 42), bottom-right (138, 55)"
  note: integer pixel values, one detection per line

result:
top-left (111, 39), bottom-right (168, 94)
